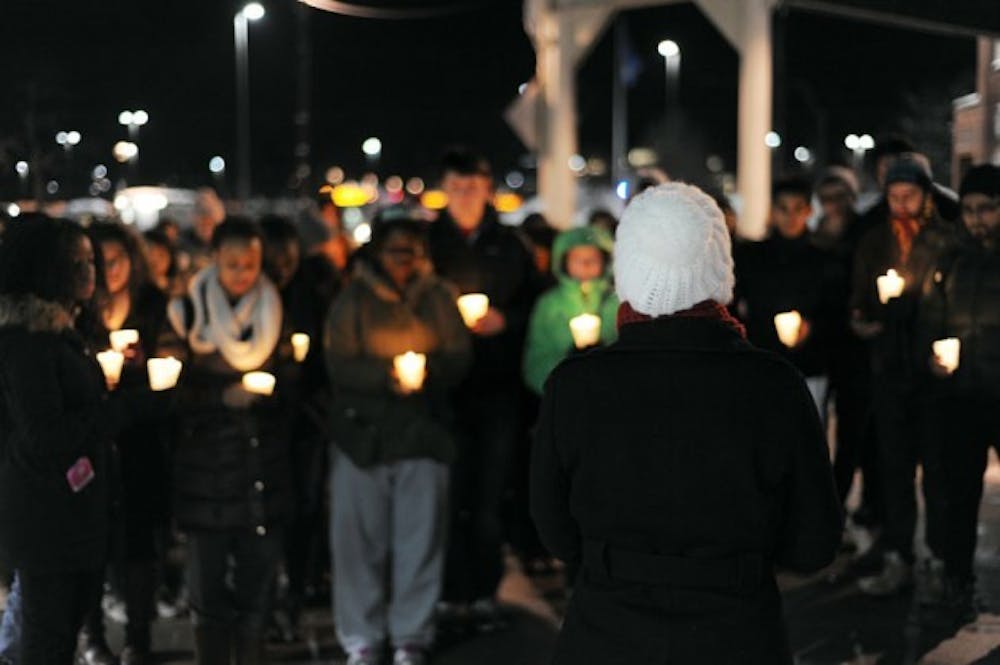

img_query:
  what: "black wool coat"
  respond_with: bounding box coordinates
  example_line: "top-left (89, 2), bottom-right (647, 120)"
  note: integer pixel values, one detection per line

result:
top-left (531, 316), bottom-right (842, 665)
top-left (0, 296), bottom-right (163, 573)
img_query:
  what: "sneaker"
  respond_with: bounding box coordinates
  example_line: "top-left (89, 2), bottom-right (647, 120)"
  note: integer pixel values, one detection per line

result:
top-left (858, 551), bottom-right (911, 596)
top-left (346, 648), bottom-right (380, 665)
top-left (392, 647), bottom-right (427, 665)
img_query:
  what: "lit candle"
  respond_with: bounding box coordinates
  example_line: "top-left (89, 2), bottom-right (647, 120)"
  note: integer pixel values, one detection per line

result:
top-left (96, 350), bottom-right (124, 388)
top-left (147, 357), bottom-right (182, 392)
top-left (109, 329), bottom-right (140, 352)
top-left (932, 338), bottom-right (961, 374)
top-left (569, 313), bottom-right (601, 349)
top-left (876, 269), bottom-right (905, 304)
top-left (457, 293), bottom-right (490, 328)
top-left (393, 351), bottom-right (427, 392)
top-left (291, 333), bottom-right (310, 363)
top-left (242, 371), bottom-right (276, 396)
top-left (773, 311), bottom-right (802, 348)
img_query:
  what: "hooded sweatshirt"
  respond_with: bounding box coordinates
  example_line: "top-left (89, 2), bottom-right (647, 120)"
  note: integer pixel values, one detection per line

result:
top-left (523, 227), bottom-right (619, 395)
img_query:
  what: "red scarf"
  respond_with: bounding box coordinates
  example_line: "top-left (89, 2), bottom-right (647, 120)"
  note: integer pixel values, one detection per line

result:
top-left (891, 217), bottom-right (922, 265)
top-left (617, 300), bottom-right (747, 339)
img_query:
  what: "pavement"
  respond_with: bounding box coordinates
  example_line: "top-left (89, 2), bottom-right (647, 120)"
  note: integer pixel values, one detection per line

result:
top-left (6, 466), bottom-right (1000, 664)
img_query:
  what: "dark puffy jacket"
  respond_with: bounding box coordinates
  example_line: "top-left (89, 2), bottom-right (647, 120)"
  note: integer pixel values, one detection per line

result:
top-left (162, 294), bottom-right (296, 534)
top-left (0, 296), bottom-right (158, 573)
top-left (734, 232), bottom-right (842, 377)
top-left (850, 217), bottom-right (958, 378)
top-left (428, 207), bottom-right (540, 388)
top-left (531, 316), bottom-right (842, 665)
top-left (918, 241), bottom-right (1000, 399)
top-left (324, 260), bottom-right (471, 469)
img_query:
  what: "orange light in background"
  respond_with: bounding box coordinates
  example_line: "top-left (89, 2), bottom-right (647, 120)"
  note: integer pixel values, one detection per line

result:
top-left (421, 190), bottom-right (449, 210)
top-left (331, 183), bottom-right (371, 208)
top-left (494, 191), bottom-right (523, 213)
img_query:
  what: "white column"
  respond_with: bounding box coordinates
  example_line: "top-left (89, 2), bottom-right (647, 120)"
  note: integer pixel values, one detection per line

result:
top-left (535, 9), bottom-right (579, 229)
top-left (736, 0), bottom-right (773, 240)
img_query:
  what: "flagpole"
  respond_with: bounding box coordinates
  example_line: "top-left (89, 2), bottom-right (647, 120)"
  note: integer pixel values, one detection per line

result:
top-left (611, 16), bottom-right (628, 190)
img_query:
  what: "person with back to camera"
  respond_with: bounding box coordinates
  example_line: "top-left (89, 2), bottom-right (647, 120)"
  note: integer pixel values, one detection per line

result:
top-left (531, 183), bottom-right (843, 664)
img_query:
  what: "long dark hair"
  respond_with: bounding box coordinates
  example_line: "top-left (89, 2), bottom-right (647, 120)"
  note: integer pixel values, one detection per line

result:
top-left (88, 221), bottom-right (149, 302)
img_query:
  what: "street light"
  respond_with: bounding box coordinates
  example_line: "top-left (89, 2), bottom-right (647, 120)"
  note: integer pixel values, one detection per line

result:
top-left (362, 137), bottom-right (382, 158)
top-left (235, 2), bottom-right (266, 200)
top-left (845, 133), bottom-right (875, 169)
top-left (657, 39), bottom-right (681, 116)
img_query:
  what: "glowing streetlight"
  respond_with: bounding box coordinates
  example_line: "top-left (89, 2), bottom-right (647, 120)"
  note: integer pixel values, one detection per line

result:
top-left (66, 131), bottom-right (81, 146)
top-left (657, 40), bottom-right (680, 58)
top-left (55, 132), bottom-right (68, 146)
top-left (209, 156), bottom-right (226, 174)
top-left (113, 141), bottom-right (139, 163)
top-left (6, 203), bottom-right (21, 218)
top-left (14, 161), bottom-right (28, 177)
top-left (235, 3), bottom-right (266, 200)
top-left (765, 131), bottom-right (782, 149)
top-left (794, 146), bottom-right (812, 163)
top-left (242, 2), bottom-right (266, 20)
top-left (844, 134), bottom-right (860, 150)
top-left (362, 137), bottom-right (382, 158)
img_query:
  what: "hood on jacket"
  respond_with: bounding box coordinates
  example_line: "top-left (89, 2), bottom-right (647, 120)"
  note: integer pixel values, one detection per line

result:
top-left (0, 294), bottom-right (73, 333)
top-left (551, 226), bottom-right (615, 288)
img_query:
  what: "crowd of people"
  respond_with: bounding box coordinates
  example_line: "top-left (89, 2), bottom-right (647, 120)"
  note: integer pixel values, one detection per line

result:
top-left (0, 140), bottom-right (997, 665)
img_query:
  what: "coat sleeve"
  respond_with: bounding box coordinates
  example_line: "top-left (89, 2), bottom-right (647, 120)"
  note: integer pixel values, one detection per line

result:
top-left (523, 294), bottom-right (570, 396)
top-left (774, 370), bottom-right (844, 573)
top-left (2, 338), bottom-right (119, 474)
top-left (324, 285), bottom-right (391, 395)
top-left (426, 284), bottom-right (472, 389)
top-left (530, 373), bottom-right (581, 564)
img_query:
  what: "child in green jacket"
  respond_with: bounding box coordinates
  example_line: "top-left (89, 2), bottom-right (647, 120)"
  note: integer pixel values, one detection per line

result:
top-left (523, 226), bottom-right (618, 394)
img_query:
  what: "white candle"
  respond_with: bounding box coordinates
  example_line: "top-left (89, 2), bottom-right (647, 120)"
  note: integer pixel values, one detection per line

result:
top-left (932, 338), bottom-right (961, 374)
top-left (291, 333), bottom-right (310, 363)
top-left (393, 351), bottom-right (427, 392)
top-left (457, 293), bottom-right (490, 328)
top-left (147, 357), bottom-right (182, 392)
top-left (569, 313), bottom-right (602, 349)
top-left (876, 269), bottom-right (906, 304)
top-left (242, 371), bottom-right (276, 396)
top-left (109, 329), bottom-right (140, 352)
top-left (96, 350), bottom-right (125, 387)
top-left (773, 311), bottom-right (803, 348)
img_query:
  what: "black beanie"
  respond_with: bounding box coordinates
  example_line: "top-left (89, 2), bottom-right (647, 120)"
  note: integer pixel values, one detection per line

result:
top-left (959, 164), bottom-right (1000, 200)
top-left (885, 157), bottom-right (932, 192)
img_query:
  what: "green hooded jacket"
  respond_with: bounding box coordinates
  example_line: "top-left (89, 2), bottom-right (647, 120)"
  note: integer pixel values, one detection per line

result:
top-left (523, 226), bottom-right (619, 395)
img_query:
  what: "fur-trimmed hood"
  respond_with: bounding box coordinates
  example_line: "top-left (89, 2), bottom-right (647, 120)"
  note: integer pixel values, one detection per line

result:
top-left (0, 294), bottom-right (74, 333)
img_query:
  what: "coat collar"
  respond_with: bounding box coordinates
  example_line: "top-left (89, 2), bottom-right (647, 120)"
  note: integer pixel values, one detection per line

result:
top-left (0, 294), bottom-right (74, 333)
top-left (616, 316), bottom-right (751, 352)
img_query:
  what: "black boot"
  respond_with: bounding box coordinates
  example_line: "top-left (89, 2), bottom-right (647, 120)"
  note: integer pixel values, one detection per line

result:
top-left (233, 630), bottom-right (265, 665)
top-left (193, 626), bottom-right (232, 665)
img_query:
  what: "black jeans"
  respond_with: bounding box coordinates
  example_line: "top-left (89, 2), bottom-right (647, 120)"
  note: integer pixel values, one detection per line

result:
top-left (929, 393), bottom-right (1000, 582)
top-left (186, 528), bottom-right (283, 634)
top-left (872, 377), bottom-right (947, 562)
top-left (444, 385), bottom-right (520, 602)
top-left (18, 568), bottom-right (103, 665)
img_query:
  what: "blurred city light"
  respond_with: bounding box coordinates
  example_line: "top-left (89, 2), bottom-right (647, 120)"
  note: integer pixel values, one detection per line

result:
top-left (657, 40), bottom-right (680, 58)
top-left (92, 164), bottom-right (108, 179)
top-left (505, 171), bottom-right (525, 189)
top-left (242, 2), bottom-right (266, 20)
top-left (385, 175), bottom-right (403, 193)
top-left (325, 166), bottom-right (345, 184)
top-left (118, 111), bottom-right (133, 125)
top-left (6, 203), bottom-right (20, 218)
top-left (352, 222), bottom-right (372, 245)
top-left (46, 181), bottom-right (59, 195)
top-left (66, 131), bottom-right (81, 145)
top-left (209, 156), bottom-right (226, 174)
top-left (331, 182), bottom-right (371, 208)
top-left (764, 131), bottom-right (782, 148)
top-left (568, 154), bottom-right (586, 173)
top-left (420, 190), bottom-right (449, 210)
top-left (859, 134), bottom-right (875, 150)
top-left (132, 110), bottom-right (149, 126)
top-left (406, 177), bottom-right (425, 196)
top-left (56, 132), bottom-right (68, 145)
top-left (362, 137), bottom-right (382, 157)
top-left (494, 192), bottom-right (524, 213)
top-left (794, 146), bottom-right (812, 163)
top-left (616, 180), bottom-right (630, 200)
top-left (113, 141), bottom-right (139, 163)
top-left (14, 161), bottom-right (28, 177)
top-left (844, 134), bottom-right (860, 150)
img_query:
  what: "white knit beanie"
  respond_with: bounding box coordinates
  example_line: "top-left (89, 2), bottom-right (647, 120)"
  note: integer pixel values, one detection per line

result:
top-left (614, 182), bottom-right (734, 316)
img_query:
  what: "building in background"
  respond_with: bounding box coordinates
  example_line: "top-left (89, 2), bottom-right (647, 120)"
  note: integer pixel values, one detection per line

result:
top-left (953, 38), bottom-right (1000, 185)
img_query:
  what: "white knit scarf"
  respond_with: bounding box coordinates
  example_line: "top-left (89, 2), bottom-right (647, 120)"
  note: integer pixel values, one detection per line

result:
top-left (171, 265), bottom-right (283, 372)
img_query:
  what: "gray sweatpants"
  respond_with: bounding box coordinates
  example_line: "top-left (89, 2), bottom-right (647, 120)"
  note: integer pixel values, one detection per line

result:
top-left (329, 447), bottom-right (449, 655)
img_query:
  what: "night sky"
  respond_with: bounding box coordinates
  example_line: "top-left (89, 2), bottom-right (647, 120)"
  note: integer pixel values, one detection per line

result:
top-left (0, 0), bottom-right (981, 201)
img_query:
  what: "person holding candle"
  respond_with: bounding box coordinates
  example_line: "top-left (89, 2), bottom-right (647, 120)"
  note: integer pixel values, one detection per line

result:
top-left (324, 217), bottom-right (471, 665)
top-left (162, 217), bottom-right (294, 663)
top-left (733, 177), bottom-right (840, 418)
top-left (0, 217), bottom-right (168, 665)
top-left (260, 215), bottom-right (341, 637)
top-left (913, 164), bottom-right (1000, 621)
top-left (531, 183), bottom-right (842, 665)
top-left (427, 150), bottom-right (541, 616)
top-left (523, 226), bottom-right (618, 395)
top-left (848, 156), bottom-right (960, 597)
top-left (81, 222), bottom-right (174, 665)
